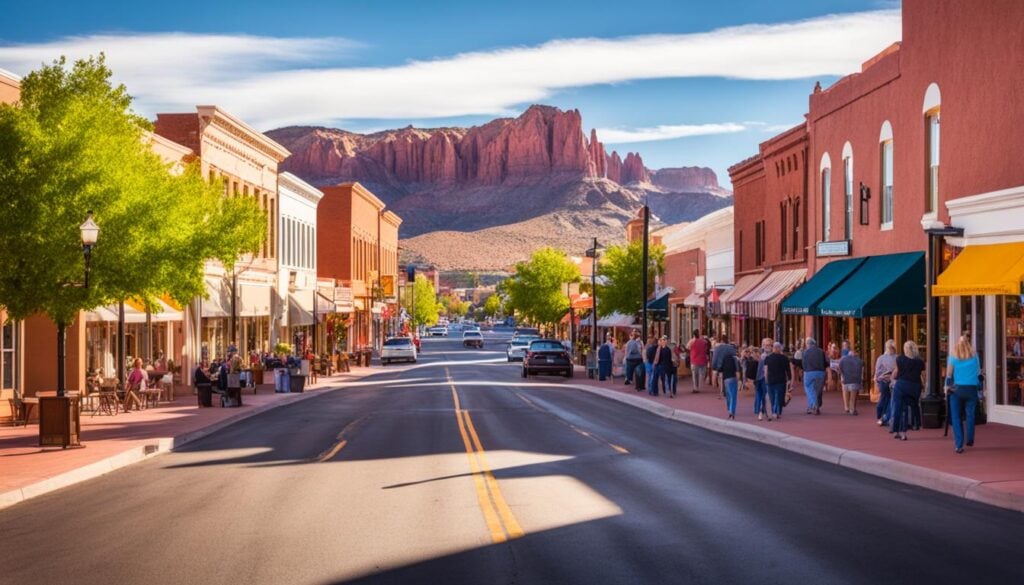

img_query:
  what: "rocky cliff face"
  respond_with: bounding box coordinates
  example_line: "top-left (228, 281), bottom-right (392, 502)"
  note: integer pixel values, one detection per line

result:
top-left (267, 105), bottom-right (732, 270)
top-left (650, 166), bottom-right (730, 196)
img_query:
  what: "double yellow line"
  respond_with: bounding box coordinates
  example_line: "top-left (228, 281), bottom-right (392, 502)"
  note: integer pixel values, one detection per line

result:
top-left (448, 369), bottom-right (524, 543)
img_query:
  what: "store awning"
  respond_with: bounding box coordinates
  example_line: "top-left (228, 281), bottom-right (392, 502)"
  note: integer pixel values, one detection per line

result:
top-left (781, 257), bottom-right (867, 315)
top-left (238, 283), bottom-right (271, 317)
top-left (201, 276), bottom-right (232, 318)
top-left (720, 272), bottom-right (769, 315)
top-left (817, 252), bottom-right (925, 317)
top-left (571, 295), bottom-right (593, 310)
top-left (645, 287), bottom-right (673, 314)
top-left (316, 292), bottom-right (335, 315)
top-left (933, 242), bottom-right (1024, 297)
top-left (289, 291), bottom-right (315, 327)
top-left (86, 303), bottom-right (146, 324)
top-left (736, 269), bottom-right (807, 320)
top-left (580, 312), bottom-right (637, 328)
top-left (682, 292), bottom-right (704, 307)
top-left (124, 297), bottom-right (184, 322)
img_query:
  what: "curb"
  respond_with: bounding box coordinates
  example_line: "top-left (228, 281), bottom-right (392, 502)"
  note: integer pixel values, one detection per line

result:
top-left (570, 381), bottom-right (1024, 514)
top-left (0, 378), bottom-right (356, 512)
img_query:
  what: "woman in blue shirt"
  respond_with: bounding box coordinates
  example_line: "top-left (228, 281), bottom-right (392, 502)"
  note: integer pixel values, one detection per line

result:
top-left (946, 336), bottom-right (981, 454)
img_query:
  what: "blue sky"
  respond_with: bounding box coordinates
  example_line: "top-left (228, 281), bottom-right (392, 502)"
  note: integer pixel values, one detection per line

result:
top-left (1, 1), bottom-right (902, 188)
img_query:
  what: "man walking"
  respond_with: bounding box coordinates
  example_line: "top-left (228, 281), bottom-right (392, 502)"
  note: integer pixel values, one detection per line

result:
top-left (838, 346), bottom-right (864, 415)
top-left (802, 337), bottom-right (827, 415)
top-left (597, 334), bottom-right (614, 381)
top-left (764, 342), bottom-right (791, 420)
top-left (754, 338), bottom-right (771, 419)
top-left (624, 331), bottom-right (643, 386)
top-left (687, 329), bottom-right (709, 393)
top-left (711, 334), bottom-right (737, 399)
top-left (644, 335), bottom-right (658, 394)
top-left (652, 336), bottom-right (673, 397)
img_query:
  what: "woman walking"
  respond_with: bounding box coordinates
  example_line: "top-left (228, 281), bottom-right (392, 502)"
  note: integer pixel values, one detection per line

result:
top-left (874, 340), bottom-right (898, 427)
top-left (891, 341), bottom-right (925, 441)
top-left (946, 336), bottom-right (981, 454)
top-left (721, 345), bottom-right (740, 418)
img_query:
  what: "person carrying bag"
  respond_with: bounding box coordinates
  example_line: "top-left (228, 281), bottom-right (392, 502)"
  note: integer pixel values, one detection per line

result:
top-left (944, 336), bottom-right (981, 454)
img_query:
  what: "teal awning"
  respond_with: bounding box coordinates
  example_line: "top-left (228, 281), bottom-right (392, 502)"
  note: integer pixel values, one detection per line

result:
top-left (816, 252), bottom-right (925, 318)
top-left (781, 257), bottom-right (866, 315)
top-left (646, 289), bottom-right (670, 314)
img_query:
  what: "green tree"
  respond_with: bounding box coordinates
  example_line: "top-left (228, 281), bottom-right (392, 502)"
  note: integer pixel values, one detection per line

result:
top-left (448, 295), bottom-right (469, 318)
top-left (504, 247), bottom-right (580, 328)
top-left (482, 293), bottom-right (502, 318)
top-left (0, 57), bottom-right (265, 338)
top-left (596, 239), bottom-right (665, 317)
top-left (402, 274), bottom-right (439, 328)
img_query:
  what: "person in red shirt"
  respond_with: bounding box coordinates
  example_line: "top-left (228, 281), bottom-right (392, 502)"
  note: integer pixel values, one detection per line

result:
top-left (687, 329), bottom-right (709, 393)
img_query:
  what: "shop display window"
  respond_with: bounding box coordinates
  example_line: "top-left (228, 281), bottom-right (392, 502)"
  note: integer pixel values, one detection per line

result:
top-left (1000, 296), bottom-right (1023, 406)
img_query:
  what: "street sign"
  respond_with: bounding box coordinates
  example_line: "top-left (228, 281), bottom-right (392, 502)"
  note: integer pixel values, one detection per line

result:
top-left (816, 240), bottom-right (851, 257)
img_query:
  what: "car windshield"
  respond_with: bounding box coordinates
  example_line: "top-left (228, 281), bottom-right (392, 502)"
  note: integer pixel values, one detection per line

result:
top-left (529, 341), bottom-right (564, 351)
top-left (384, 338), bottom-right (412, 346)
top-left (464, 332), bottom-right (481, 337)
top-left (509, 340), bottom-right (529, 347)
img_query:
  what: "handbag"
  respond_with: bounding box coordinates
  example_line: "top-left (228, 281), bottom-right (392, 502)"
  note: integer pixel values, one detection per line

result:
top-left (784, 382), bottom-right (793, 406)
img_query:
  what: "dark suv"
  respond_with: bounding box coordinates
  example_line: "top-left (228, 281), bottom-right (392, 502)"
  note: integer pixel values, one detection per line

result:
top-left (521, 338), bottom-right (573, 378)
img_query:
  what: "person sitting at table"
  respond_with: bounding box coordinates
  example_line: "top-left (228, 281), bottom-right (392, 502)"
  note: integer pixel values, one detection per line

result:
top-left (124, 358), bottom-right (146, 411)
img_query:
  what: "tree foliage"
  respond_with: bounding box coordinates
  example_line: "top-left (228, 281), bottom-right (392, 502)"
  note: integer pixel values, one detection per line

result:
top-left (482, 293), bottom-right (502, 318)
top-left (402, 274), bottom-right (439, 328)
top-left (446, 294), bottom-right (469, 318)
top-left (596, 239), bottom-right (665, 318)
top-left (504, 247), bottom-right (579, 327)
top-left (0, 55), bottom-right (266, 326)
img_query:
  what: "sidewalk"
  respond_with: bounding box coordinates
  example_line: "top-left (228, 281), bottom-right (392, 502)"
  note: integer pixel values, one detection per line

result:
top-left (0, 367), bottom-right (372, 510)
top-left (574, 368), bottom-right (1024, 513)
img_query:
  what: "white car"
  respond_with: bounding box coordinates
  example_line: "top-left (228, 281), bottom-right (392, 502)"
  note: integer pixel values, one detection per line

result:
top-left (506, 339), bottom-right (530, 362)
top-left (381, 337), bottom-right (417, 365)
top-left (427, 326), bottom-right (448, 337)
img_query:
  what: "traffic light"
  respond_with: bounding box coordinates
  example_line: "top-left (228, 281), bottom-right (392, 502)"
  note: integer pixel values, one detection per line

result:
top-left (406, 265), bottom-right (415, 282)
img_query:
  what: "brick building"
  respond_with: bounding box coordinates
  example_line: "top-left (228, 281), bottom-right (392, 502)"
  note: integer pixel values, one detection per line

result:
top-left (0, 69), bottom-right (20, 421)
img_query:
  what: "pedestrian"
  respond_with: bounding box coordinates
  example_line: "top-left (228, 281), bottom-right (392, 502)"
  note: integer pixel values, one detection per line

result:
top-left (721, 342), bottom-right (741, 419)
top-left (687, 329), bottom-right (709, 393)
top-left (874, 340), bottom-right (898, 427)
top-left (841, 339), bottom-right (851, 357)
top-left (802, 337), bottom-right (827, 415)
top-left (891, 341), bottom-right (925, 441)
top-left (754, 338), bottom-right (771, 418)
top-left (651, 336), bottom-right (673, 397)
top-left (945, 336), bottom-right (981, 454)
top-left (742, 347), bottom-right (759, 393)
top-left (667, 341), bottom-right (680, 396)
top-left (597, 333), bottom-right (613, 381)
top-left (124, 357), bottom-right (146, 411)
top-left (711, 334), bottom-right (737, 395)
top-left (838, 346), bottom-right (864, 415)
top-left (644, 335), bottom-right (658, 394)
top-left (624, 331), bottom-right (643, 386)
top-left (764, 342), bottom-right (791, 421)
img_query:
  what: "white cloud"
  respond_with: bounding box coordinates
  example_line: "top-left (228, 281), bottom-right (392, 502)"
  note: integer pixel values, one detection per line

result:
top-left (598, 122), bottom-right (747, 143)
top-left (0, 10), bottom-right (901, 128)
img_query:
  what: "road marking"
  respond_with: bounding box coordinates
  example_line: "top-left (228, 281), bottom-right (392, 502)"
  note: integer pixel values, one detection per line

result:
top-left (318, 440), bottom-right (348, 463)
top-left (447, 367), bottom-right (525, 543)
top-left (315, 415), bottom-right (369, 463)
top-left (513, 391), bottom-right (630, 455)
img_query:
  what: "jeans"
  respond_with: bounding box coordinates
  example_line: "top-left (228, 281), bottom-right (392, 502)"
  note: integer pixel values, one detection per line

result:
top-left (691, 365), bottom-right (707, 390)
top-left (948, 385), bottom-right (979, 450)
top-left (875, 379), bottom-right (892, 422)
top-left (598, 359), bottom-right (611, 381)
top-left (804, 370), bottom-right (826, 410)
top-left (665, 368), bottom-right (678, 396)
top-left (891, 380), bottom-right (922, 434)
top-left (724, 377), bottom-right (738, 415)
top-left (767, 382), bottom-right (787, 416)
top-left (753, 378), bottom-right (767, 415)
top-left (625, 358), bottom-right (641, 383)
top-left (645, 363), bottom-right (654, 392)
top-left (653, 365), bottom-right (670, 395)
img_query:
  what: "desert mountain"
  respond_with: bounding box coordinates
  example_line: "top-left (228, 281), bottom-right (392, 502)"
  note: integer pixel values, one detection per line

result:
top-left (267, 105), bottom-right (731, 270)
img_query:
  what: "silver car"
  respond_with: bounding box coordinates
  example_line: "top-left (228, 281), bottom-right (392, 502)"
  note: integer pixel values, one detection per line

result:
top-left (381, 337), bottom-right (417, 365)
top-left (506, 339), bottom-right (530, 362)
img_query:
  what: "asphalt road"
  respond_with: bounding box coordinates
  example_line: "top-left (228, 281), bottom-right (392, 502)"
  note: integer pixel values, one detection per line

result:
top-left (1, 330), bottom-right (1021, 585)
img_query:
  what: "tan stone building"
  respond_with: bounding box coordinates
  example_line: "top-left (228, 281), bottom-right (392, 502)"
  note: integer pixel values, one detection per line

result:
top-left (0, 69), bottom-right (21, 421)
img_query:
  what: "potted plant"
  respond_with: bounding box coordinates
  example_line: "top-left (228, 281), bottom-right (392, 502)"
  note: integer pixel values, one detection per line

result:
top-left (274, 341), bottom-right (293, 356)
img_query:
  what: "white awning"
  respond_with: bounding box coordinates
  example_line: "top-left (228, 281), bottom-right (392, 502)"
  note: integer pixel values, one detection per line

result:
top-left (238, 283), bottom-right (271, 317)
top-left (201, 276), bottom-right (232, 318)
top-left (288, 291), bottom-right (315, 327)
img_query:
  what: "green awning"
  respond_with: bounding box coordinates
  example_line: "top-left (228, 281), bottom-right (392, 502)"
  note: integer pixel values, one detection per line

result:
top-left (780, 257), bottom-right (866, 315)
top-left (646, 289), bottom-right (670, 314)
top-left (816, 252), bottom-right (925, 318)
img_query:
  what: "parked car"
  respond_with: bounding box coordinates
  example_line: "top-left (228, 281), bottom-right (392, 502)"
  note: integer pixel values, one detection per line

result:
top-left (506, 339), bottom-right (530, 362)
top-left (381, 337), bottom-right (417, 365)
top-left (512, 327), bottom-right (540, 340)
top-left (427, 326), bottom-right (448, 337)
top-left (463, 331), bottom-right (483, 348)
top-left (522, 338), bottom-right (573, 378)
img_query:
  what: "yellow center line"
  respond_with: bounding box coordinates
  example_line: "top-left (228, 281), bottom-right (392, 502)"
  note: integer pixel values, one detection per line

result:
top-left (318, 439), bottom-right (348, 462)
top-left (447, 367), bottom-right (525, 543)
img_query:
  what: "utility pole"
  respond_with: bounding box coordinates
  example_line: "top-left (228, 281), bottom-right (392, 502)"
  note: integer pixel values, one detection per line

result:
top-left (588, 237), bottom-right (599, 352)
top-left (641, 204), bottom-right (650, 342)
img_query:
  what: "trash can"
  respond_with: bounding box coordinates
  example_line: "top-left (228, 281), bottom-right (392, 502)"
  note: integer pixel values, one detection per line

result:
top-left (288, 368), bottom-right (305, 393)
top-left (274, 368), bottom-right (289, 393)
top-left (196, 383), bottom-right (213, 407)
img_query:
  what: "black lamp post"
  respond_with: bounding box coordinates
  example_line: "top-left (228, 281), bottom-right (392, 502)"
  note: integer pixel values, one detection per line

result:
top-left (56, 212), bottom-right (99, 398)
top-left (586, 238), bottom-right (602, 351)
top-left (566, 282), bottom-right (574, 352)
top-left (921, 223), bottom-right (964, 428)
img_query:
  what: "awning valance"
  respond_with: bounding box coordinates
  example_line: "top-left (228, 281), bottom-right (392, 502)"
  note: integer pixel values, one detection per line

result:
top-left (781, 257), bottom-right (866, 315)
top-left (817, 252), bottom-right (925, 318)
top-left (720, 273), bottom-right (769, 315)
top-left (288, 291), bottom-right (315, 327)
top-left (238, 283), bottom-right (271, 317)
top-left (201, 277), bottom-right (232, 318)
top-left (736, 269), bottom-right (807, 320)
top-left (682, 292), bottom-right (704, 308)
top-left (645, 287), bottom-right (673, 314)
top-left (933, 242), bottom-right (1024, 297)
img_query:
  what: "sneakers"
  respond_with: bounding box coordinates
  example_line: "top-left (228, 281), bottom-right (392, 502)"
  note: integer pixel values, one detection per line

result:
top-left (757, 413), bottom-right (763, 421)
top-left (877, 419), bottom-right (884, 426)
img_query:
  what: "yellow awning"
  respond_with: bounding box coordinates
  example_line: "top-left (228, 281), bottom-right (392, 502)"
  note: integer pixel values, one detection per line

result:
top-left (933, 242), bottom-right (1024, 296)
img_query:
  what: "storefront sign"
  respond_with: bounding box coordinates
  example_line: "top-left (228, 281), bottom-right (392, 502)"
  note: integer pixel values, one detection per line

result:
top-left (816, 240), bottom-right (851, 257)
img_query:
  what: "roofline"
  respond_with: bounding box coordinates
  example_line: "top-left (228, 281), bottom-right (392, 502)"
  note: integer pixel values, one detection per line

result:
top-left (0, 68), bottom-right (21, 83)
top-left (196, 105), bottom-right (291, 161)
top-left (144, 130), bottom-right (194, 158)
top-left (382, 210), bottom-right (403, 226)
top-left (278, 171), bottom-right (324, 203)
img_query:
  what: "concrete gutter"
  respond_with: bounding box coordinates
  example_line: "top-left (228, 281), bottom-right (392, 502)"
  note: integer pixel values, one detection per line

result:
top-left (571, 382), bottom-right (1024, 514)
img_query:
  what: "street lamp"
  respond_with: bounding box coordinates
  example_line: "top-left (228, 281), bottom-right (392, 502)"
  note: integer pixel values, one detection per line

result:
top-left (585, 238), bottom-right (603, 352)
top-left (80, 211), bottom-right (99, 289)
top-left (921, 223), bottom-right (964, 428)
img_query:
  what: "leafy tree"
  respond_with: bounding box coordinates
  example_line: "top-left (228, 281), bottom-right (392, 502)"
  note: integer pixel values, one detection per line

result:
top-left (402, 274), bottom-right (439, 328)
top-left (447, 294), bottom-right (469, 318)
top-left (482, 293), bottom-right (502, 318)
top-left (596, 239), bottom-right (665, 317)
top-left (504, 247), bottom-right (580, 328)
top-left (0, 56), bottom-right (265, 332)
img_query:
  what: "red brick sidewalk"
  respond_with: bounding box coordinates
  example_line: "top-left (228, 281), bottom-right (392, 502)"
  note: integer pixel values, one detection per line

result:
top-left (0, 367), bottom-right (373, 509)
top-left (576, 369), bottom-right (1024, 512)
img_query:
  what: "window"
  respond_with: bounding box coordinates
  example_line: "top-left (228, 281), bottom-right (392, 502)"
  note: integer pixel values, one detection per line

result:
top-left (2, 320), bottom-right (17, 390)
top-left (792, 198), bottom-right (801, 257)
top-left (842, 143), bottom-right (854, 240)
top-left (754, 220), bottom-right (766, 266)
top-left (821, 167), bottom-right (832, 241)
top-left (738, 230), bottom-right (743, 271)
top-left (926, 111), bottom-right (940, 213)
top-left (780, 201), bottom-right (788, 259)
top-left (881, 139), bottom-right (894, 228)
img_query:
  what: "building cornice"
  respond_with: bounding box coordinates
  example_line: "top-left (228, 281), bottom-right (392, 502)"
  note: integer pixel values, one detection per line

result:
top-left (278, 171), bottom-right (324, 204)
top-left (382, 210), bottom-right (403, 227)
top-left (345, 182), bottom-right (386, 211)
top-left (946, 184), bottom-right (1024, 216)
top-left (196, 105), bottom-right (290, 162)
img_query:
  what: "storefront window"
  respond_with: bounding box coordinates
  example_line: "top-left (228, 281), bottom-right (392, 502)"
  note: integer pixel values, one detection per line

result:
top-left (1001, 295), bottom-right (1023, 406)
top-left (2, 320), bottom-right (16, 390)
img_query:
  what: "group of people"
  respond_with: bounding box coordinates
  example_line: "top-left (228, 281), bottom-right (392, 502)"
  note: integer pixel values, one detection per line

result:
top-left (594, 328), bottom-right (983, 454)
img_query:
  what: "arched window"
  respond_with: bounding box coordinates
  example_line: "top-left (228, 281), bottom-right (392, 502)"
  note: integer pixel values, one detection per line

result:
top-left (923, 83), bottom-right (941, 214)
top-left (842, 142), bottom-right (854, 240)
top-left (820, 153), bottom-right (832, 242)
top-left (879, 121), bottom-right (894, 229)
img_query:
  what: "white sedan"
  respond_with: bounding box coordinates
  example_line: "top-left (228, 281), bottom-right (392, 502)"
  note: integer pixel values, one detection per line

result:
top-left (506, 339), bottom-right (530, 362)
top-left (381, 337), bottom-right (417, 365)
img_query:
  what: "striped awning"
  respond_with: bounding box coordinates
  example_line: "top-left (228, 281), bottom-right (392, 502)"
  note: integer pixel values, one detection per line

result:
top-left (736, 269), bottom-right (807, 320)
top-left (720, 273), bottom-right (769, 315)
top-left (682, 292), bottom-right (704, 307)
